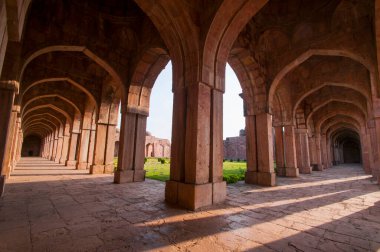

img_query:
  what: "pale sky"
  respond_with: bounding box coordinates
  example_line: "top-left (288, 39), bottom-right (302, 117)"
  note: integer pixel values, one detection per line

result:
top-left (118, 62), bottom-right (245, 141)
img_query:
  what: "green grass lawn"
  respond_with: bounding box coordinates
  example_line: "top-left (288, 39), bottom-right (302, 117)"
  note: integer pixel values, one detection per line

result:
top-left (114, 157), bottom-right (247, 183)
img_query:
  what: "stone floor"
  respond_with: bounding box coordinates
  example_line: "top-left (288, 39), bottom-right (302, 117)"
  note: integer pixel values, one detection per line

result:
top-left (0, 158), bottom-right (380, 252)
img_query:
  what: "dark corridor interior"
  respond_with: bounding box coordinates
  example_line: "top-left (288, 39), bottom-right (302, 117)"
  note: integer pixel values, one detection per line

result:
top-left (21, 135), bottom-right (41, 157)
top-left (343, 140), bottom-right (361, 163)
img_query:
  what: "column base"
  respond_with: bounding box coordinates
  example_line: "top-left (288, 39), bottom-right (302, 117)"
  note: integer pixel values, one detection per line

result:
top-left (311, 164), bottom-right (323, 171)
top-left (0, 175), bottom-right (5, 197)
top-left (76, 162), bottom-right (88, 170)
top-left (165, 181), bottom-right (226, 210)
top-left (54, 157), bottom-right (60, 163)
top-left (59, 159), bottom-right (66, 164)
top-left (245, 171), bottom-right (276, 186)
top-left (299, 166), bottom-right (312, 174)
top-left (114, 170), bottom-right (146, 183)
top-left (90, 164), bottom-right (115, 174)
top-left (65, 160), bottom-right (76, 166)
top-left (276, 167), bottom-right (286, 177)
top-left (286, 167), bottom-right (299, 177)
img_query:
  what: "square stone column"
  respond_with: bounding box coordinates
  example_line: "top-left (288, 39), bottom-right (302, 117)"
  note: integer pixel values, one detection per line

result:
top-left (66, 131), bottom-right (79, 166)
top-left (76, 128), bottom-right (90, 169)
top-left (51, 132), bottom-right (58, 161)
top-left (308, 136), bottom-right (319, 171)
top-left (372, 118), bottom-right (380, 183)
top-left (274, 126), bottom-right (285, 176)
top-left (54, 135), bottom-right (63, 163)
top-left (283, 125), bottom-right (299, 177)
top-left (59, 131), bottom-right (70, 164)
top-left (90, 123), bottom-right (117, 174)
top-left (16, 131), bottom-right (22, 162)
top-left (0, 81), bottom-right (18, 197)
top-left (314, 133), bottom-right (324, 170)
top-left (48, 134), bottom-right (54, 160)
top-left (3, 106), bottom-right (19, 178)
top-left (245, 113), bottom-right (276, 186)
top-left (360, 132), bottom-right (371, 174)
top-left (165, 84), bottom-right (226, 210)
top-left (320, 134), bottom-right (329, 169)
top-left (8, 115), bottom-right (20, 173)
top-left (295, 128), bottom-right (311, 174)
top-left (114, 111), bottom-right (147, 182)
top-left (86, 127), bottom-right (96, 169)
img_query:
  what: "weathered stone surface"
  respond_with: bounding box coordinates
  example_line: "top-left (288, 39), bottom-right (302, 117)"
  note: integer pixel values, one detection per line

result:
top-left (0, 158), bottom-right (379, 251)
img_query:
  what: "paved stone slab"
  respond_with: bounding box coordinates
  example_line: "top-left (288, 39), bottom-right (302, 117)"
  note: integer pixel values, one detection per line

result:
top-left (0, 158), bottom-right (379, 251)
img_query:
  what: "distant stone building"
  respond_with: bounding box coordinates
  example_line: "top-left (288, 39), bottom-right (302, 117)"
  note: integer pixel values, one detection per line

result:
top-left (114, 130), bottom-right (171, 158)
top-left (224, 129), bottom-right (246, 161)
top-left (145, 132), bottom-right (171, 158)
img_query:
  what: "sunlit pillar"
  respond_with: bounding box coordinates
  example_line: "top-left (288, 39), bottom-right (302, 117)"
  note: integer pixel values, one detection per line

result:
top-left (59, 123), bottom-right (71, 164)
top-left (0, 81), bottom-right (18, 196)
top-left (245, 113), bottom-right (276, 185)
top-left (164, 83), bottom-right (226, 210)
top-left (114, 110), bottom-right (147, 181)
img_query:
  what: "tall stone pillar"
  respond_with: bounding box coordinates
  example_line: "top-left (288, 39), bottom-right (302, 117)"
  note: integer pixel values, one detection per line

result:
top-left (90, 123), bottom-right (117, 174)
top-left (16, 131), bottom-right (22, 162)
top-left (3, 105), bottom-right (19, 178)
top-left (86, 124), bottom-right (96, 169)
top-left (76, 129), bottom-right (90, 169)
top-left (295, 128), bottom-right (311, 174)
top-left (90, 86), bottom-right (119, 174)
top-left (308, 136), bottom-right (317, 170)
top-left (49, 134), bottom-right (54, 160)
top-left (54, 127), bottom-right (64, 163)
top-left (164, 84), bottom-right (226, 210)
top-left (76, 110), bottom-right (92, 170)
top-left (51, 131), bottom-right (58, 161)
top-left (314, 133), bottom-right (324, 170)
top-left (66, 132), bottom-right (79, 166)
top-left (283, 125), bottom-right (299, 177)
top-left (372, 118), bottom-right (380, 182)
top-left (59, 124), bottom-right (71, 164)
top-left (245, 113), bottom-right (276, 185)
top-left (361, 131), bottom-right (371, 174)
top-left (327, 139), bottom-right (333, 168)
top-left (0, 81), bottom-right (18, 197)
top-left (274, 126), bottom-right (285, 176)
top-left (9, 116), bottom-right (20, 173)
top-left (114, 111), bottom-right (147, 182)
top-left (320, 134), bottom-right (329, 169)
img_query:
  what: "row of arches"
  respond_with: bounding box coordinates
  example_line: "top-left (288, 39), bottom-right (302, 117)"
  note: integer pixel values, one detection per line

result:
top-left (0, 0), bottom-right (379, 210)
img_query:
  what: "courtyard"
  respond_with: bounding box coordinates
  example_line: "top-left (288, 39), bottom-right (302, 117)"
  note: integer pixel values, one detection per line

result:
top-left (0, 157), bottom-right (379, 251)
